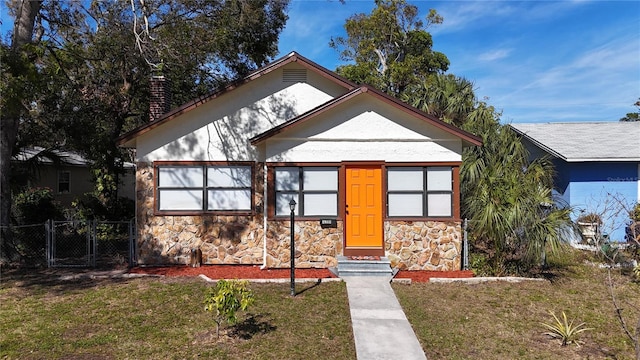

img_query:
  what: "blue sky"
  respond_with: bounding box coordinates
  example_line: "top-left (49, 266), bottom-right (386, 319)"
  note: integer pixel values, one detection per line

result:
top-left (2, 1), bottom-right (638, 124)
top-left (278, 0), bottom-right (640, 123)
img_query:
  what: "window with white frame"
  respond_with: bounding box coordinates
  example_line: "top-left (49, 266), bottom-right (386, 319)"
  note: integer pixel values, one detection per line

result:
top-left (58, 171), bottom-right (70, 194)
top-left (274, 167), bottom-right (338, 217)
top-left (387, 167), bottom-right (453, 217)
top-left (156, 164), bottom-right (252, 212)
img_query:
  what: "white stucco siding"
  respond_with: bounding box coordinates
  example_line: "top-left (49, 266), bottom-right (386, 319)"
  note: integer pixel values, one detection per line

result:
top-left (263, 96), bottom-right (464, 162)
top-left (264, 139), bottom-right (462, 162)
top-left (136, 65), bottom-right (342, 162)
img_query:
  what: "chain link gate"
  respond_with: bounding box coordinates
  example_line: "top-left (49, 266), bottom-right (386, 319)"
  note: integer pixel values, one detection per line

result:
top-left (46, 220), bottom-right (135, 268)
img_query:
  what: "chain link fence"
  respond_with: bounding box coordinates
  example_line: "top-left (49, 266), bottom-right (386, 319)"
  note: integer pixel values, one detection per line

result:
top-left (0, 224), bottom-right (48, 266)
top-left (1, 220), bottom-right (135, 268)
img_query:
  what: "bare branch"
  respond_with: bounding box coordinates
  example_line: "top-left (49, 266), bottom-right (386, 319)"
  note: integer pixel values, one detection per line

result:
top-left (373, 48), bottom-right (387, 75)
top-left (608, 269), bottom-right (639, 357)
top-left (130, 0), bottom-right (161, 71)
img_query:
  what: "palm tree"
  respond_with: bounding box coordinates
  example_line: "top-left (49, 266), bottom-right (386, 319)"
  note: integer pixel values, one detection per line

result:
top-left (407, 76), bottom-right (572, 275)
top-left (460, 123), bottom-right (571, 275)
top-left (402, 74), bottom-right (475, 128)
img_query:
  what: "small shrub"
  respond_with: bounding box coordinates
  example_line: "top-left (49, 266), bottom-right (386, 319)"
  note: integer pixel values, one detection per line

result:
top-left (12, 187), bottom-right (64, 224)
top-left (631, 202), bottom-right (640, 222)
top-left (204, 279), bottom-right (255, 338)
top-left (633, 263), bottom-right (640, 280)
top-left (541, 311), bottom-right (592, 346)
top-left (69, 193), bottom-right (134, 221)
top-left (469, 252), bottom-right (493, 276)
top-left (600, 242), bottom-right (621, 263)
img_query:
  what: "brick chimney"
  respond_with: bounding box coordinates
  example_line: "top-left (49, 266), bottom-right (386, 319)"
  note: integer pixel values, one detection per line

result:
top-left (149, 75), bottom-right (171, 122)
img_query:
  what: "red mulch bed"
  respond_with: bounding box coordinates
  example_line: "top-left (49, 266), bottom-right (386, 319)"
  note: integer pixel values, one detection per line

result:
top-left (128, 265), bottom-right (474, 283)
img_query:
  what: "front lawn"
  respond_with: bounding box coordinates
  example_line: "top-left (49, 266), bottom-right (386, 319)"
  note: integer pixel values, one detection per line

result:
top-left (0, 273), bottom-right (355, 359)
top-left (395, 253), bottom-right (640, 359)
top-left (2, 250), bottom-right (639, 360)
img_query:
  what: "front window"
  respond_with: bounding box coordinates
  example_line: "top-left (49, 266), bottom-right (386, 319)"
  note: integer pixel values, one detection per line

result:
top-left (156, 164), bottom-right (252, 212)
top-left (275, 167), bottom-right (338, 217)
top-left (58, 171), bottom-right (70, 194)
top-left (387, 167), bottom-right (452, 217)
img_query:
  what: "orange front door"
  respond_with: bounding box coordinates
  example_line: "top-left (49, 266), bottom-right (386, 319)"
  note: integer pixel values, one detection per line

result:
top-left (345, 165), bottom-right (383, 255)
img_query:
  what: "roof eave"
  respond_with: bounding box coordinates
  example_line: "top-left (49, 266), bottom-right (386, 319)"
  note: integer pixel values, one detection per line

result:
top-left (564, 158), bottom-right (640, 162)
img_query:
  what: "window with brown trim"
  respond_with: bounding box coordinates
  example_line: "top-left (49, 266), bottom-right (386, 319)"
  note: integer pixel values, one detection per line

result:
top-left (156, 164), bottom-right (252, 212)
top-left (274, 167), bottom-right (338, 217)
top-left (387, 167), bottom-right (453, 218)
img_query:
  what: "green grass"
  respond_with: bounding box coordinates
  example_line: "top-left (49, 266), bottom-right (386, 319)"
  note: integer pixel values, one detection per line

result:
top-left (394, 250), bottom-right (640, 359)
top-left (2, 249), bottom-right (639, 359)
top-left (0, 274), bottom-right (355, 359)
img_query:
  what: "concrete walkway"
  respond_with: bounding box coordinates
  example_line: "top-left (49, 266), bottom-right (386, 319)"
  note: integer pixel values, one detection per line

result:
top-left (342, 276), bottom-right (427, 360)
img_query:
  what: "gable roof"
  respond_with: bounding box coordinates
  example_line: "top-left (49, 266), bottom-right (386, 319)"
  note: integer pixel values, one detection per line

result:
top-left (116, 52), bottom-right (357, 147)
top-left (510, 122), bottom-right (640, 162)
top-left (250, 85), bottom-right (482, 147)
top-left (13, 147), bottom-right (135, 168)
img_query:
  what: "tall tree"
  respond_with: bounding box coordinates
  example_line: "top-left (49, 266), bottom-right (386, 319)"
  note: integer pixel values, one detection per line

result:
top-left (1, 0), bottom-right (42, 257)
top-left (330, 0), bottom-right (448, 97)
top-left (619, 98), bottom-right (640, 121)
top-left (1, 0), bottom-right (288, 243)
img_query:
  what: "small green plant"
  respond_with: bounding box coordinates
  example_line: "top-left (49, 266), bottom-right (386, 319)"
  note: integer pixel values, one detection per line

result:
top-left (633, 263), bottom-right (640, 280)
top-left (12, 187), bottom-right (64, 224)
top-left (540, 311), bottom-right (593, 346)
top-left (204, 279), bottom-right (255, 338)
top-left (631, 202), bottom-right (640, 222)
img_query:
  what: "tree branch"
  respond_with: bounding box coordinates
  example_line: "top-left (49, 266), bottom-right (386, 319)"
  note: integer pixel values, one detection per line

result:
top-left (373, 48), bottom-right (387, 75)
top-left (608, 269), bottom-right (639, 355)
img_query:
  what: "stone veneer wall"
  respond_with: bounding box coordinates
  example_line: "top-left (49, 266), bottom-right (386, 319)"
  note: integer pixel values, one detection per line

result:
top-left (385, 221), bottom-right (462, 271)
top-left (137, 163), bottom-right (460, 270)
top-left (136, 162), bottom-right (342, 267)
top-left (265, 220), bottom-right (343, 268)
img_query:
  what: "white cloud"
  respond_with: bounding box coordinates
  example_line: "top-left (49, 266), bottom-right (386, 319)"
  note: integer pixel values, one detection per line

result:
top-left (431, 0), bottom-right (587, 35)
top-left (477, 48), bottom-right (511, 62)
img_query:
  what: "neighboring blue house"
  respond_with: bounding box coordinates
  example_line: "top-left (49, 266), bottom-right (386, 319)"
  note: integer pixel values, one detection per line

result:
top-left (510, 122), bottom-right (640, 242)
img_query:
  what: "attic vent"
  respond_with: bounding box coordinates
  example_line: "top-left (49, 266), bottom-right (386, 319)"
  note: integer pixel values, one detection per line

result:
top-left (283, 69), bottom-right (307, 83)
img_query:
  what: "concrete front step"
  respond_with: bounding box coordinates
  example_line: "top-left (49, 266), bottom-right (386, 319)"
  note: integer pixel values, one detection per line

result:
top-left (336, 256), bottom-right (393, 277)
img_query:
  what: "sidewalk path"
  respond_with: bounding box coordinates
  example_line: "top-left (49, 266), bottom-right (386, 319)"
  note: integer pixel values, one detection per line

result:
top-left (342, 276), bottom-right (427, 360)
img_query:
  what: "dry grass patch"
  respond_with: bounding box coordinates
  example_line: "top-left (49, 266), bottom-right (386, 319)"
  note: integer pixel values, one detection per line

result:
top-left (394, 255), bottom-right (640, 359)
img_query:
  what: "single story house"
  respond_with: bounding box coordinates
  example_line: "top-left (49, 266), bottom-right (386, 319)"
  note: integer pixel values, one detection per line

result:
top-left (510, 122), bottom-right (640, 242)
top-left (12, 147), bottom-right (136, 208)
top-left (117, 52), bottom-right (482, 270)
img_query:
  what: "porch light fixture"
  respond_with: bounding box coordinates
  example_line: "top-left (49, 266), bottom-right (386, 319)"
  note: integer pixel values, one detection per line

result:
top-left (289, 198), bottom-right (297, 297)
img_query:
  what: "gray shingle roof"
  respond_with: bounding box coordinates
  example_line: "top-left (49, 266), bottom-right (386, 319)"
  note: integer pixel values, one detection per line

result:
top-left (13, 147), bottom-right (135, 168)
top-left (509, 122), bottom-right (640, 162)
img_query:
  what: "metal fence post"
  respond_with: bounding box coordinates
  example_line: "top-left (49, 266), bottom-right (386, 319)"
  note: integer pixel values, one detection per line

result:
top-left (45, 220), bottom-right (51, 268)
top-left (91, 220), bottom-right (97, 267)
top-left (463, 218), bottom-right (469, 271)
top-left (128, 219), bottom-right (136, 267)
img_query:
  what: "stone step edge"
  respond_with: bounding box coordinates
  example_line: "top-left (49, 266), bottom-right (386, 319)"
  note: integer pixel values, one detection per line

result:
top-left (337, 260), bottom-right (391, 265)
top-left (338, 269), bottom-right (393, 275)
